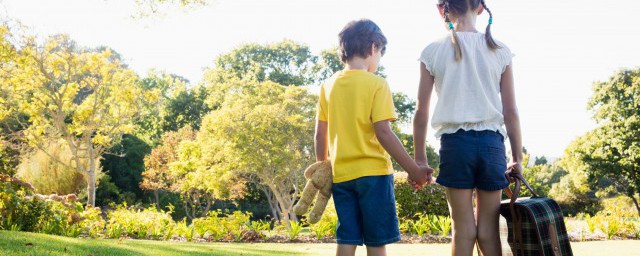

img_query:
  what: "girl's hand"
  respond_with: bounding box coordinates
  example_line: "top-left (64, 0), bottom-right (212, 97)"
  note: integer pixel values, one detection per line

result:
top-left (505, 161), bottom-right (524, 183)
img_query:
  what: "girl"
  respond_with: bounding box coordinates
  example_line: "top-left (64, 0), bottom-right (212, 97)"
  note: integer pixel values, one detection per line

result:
top-left (412, 0), bottom-right (523, 255)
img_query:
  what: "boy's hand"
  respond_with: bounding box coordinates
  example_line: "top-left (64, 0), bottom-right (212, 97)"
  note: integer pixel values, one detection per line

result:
top-left (408, 164), bottom-right (435, 191)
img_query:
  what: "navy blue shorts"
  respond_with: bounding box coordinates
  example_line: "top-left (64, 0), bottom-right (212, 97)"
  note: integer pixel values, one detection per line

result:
top-left (436, 129), bottom-right (510, 191)
top-left (332, 174), bottom-right (401, 247)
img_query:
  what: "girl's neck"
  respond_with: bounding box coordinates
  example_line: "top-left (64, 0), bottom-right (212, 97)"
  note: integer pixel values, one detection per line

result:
top-left (453, 13), bottom-right (479, 33)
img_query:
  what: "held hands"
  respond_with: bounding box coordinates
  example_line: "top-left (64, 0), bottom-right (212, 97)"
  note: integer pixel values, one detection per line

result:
top-left (408, 163), bottom-right (435, 192)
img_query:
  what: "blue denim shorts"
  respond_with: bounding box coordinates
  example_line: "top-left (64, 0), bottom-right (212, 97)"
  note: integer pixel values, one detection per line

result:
top-left (436, 129), bottom-right (510, 191)
top-left (331, 174), bottom-right (401, 246)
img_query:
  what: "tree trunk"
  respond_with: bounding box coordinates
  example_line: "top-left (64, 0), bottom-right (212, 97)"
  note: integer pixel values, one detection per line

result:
top-left (153, 190), bottom-right (160, 206)
top-left (260, 185), bottom-right (280, 221)
top-left (87, 147), bottom-right (97, 206)
top-left (630, 194), bottom-right (640, 216)
top-left (269, 184), bottom-right (295, 228)
top-left (87, 168), bottom-right (96, 206)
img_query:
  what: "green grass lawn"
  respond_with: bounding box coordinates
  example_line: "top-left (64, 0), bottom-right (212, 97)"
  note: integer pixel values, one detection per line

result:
top-left (1, 231), bottom-right (639, 256)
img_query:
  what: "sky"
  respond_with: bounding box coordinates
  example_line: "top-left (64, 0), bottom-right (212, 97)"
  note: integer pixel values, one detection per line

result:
top-left (2, 0), bottom-right (640, 159)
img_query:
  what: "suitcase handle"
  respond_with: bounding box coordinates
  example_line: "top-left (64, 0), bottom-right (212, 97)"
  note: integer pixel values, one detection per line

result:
top-left (504, 167), bottom-right (539, 255)
top-left (504, 167), bottom-right (539, 203)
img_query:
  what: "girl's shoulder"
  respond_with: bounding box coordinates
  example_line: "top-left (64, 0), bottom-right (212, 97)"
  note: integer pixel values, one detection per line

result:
top-left (421, 35), bottom-right (451, 52)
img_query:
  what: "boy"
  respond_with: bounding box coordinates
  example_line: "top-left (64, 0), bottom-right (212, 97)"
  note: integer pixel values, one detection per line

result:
top-left (315, 19), bottom-right (434, 256)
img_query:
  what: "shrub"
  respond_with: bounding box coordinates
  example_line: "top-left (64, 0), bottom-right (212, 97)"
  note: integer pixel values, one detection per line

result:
top-left (394, 172), bottom-right (449, 220)
top-left (105, 204), bottom-right (175, 239)
top-left (191, 210), bottom-right (253, 241)
top-left (309, 198), bottom-right (337, 240)
top-left (288, 220), bottom-right (303, 240)
top-left (432, 215), bottom-right (452, 238)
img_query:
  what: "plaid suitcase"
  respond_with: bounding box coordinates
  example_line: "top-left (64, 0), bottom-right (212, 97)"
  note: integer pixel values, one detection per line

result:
top-left (499, 175), bottom-right (573, 256)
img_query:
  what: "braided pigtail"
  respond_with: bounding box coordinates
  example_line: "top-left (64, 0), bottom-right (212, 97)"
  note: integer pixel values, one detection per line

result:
top-left (481, 0), bottom-right (500, 50)
top-left (444, 2), bottom-right (462, 61)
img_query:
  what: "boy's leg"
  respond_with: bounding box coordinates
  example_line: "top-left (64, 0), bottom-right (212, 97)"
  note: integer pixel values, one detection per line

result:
top-left (358, 175), bottom-right (401, 248)
top-left (365, 245), bottom-right (386, 256)
top-left (475, 189), bottom-right (502, 256)
top-left (337, 244), bottom-right (357, 256)
top-left (332, 180), bottom-right (364, 256)
top-left (445, 187), bottom-right (476, 256)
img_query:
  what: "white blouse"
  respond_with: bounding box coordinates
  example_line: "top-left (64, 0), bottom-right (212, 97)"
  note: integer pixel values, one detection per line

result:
top-left (419, 32), bottom-right (513, 140)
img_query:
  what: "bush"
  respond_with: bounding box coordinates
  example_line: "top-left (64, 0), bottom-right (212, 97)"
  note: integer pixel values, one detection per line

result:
top-left (394, 172), bottom-right (449, 219)
top-left (1, 174), bottom-right (106, 238)
top-left (191, 210), bottom-right (253, 241)
top-left (310, 203), bottom-right (337, 240)
top-left (105, 204), bottom-right (176, 240)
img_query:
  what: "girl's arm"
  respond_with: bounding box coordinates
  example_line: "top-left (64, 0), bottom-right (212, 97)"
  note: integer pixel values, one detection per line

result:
top-left (413, 62), bottom-right (435, 166)
top-left (314, 120), bottom-right (329, 162)
top-left (500, 63), bottom-right (524, 176)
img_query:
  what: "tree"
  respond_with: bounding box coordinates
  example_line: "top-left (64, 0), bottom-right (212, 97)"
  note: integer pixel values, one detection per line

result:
top-left (141, 127), bottom-right (194, 207)
top-left (203, 40), bottom-right (319, 87)
top-left (3, 34), bottom-right (143, 206)
top-left (534, 156), bottom-right (548, 166)
top-left (567, 68), bottom-right (640, 215)
top-left (0, 25), bottom-right (25, 176)
top-left (141, 126), bottom-right (244, 219)
top-left (198, 79), bottom-right (315, 224)
top-left (131, 0), bottom-right (212, 19)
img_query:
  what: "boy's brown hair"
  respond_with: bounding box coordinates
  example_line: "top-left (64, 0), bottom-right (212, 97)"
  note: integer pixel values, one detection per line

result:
top-left (338, 19), bottom-right (387, 63)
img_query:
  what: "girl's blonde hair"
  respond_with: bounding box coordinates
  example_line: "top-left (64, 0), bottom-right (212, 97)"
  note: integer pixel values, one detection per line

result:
top-left (439, 0), bottom-right (500, 61)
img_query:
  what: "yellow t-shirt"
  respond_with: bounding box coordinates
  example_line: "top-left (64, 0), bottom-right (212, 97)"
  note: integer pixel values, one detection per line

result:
top-left (317, 69), bottom-right (398, 183)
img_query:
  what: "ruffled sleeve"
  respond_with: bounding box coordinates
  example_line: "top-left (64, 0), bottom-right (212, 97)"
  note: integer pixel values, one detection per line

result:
top-left (418, 44), bottom-right (435, 75)
top-left (498, 45), bottom-right (514, 73)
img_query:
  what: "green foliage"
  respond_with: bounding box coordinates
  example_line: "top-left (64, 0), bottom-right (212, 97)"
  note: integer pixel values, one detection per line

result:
top-left (204, 40), bottom-right (319, 86)
top-left (191, 210), bottom-right (253, 241)
top-left (432, 215), bottom-right (452, 238)
top-left (405, 213), bottom-right (432, 236)
top-left (1, 174), bottom-right (105, 237)
top-left (549, 155), bottom-right (599, 215)
top-left (392, 92), bottom-right (416, 126)
top-left (534, 156), bottom-right (548, 166)
top-left (288, 221), bottom-right (303, 240)
top-left (566, 68), bottom-right (640, 215)
top-left (310, 203), bottom-right (337, 240)
top-left (198, 79), bottom-right (314, 222)
top-left (400, 213), bottom-right (451, 238)
top-left (2, 32), bottom-right (144, 206)
top-left (394, 172), bottom-right (449, 219)
top-left (99, 134), bottom-right (151, 205)
top-left (0, 136), bottom-right (21, 176)
top-left (105, 204), bottom-right (176, 240)
top-left (520, 162), bottom-right (568, 198)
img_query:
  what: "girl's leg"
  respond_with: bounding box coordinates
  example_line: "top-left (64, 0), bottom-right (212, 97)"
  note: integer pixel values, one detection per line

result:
top-left (475, 189), bottom-right (502, 255)
top-left (445, 187), bottom-right (476, 256)
top-left (366, 245), bottom-right (386, 256)
top-left (336, 244), bottom-right (357, 256)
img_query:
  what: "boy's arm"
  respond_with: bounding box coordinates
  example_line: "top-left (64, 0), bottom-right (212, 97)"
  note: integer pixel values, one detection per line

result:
top-left (413, 62), bottom-right (435, 166)
top-left (500, 64), bottom-right (523, 180)
top-left (314, 120), bottom-right (329, 162)
top-left (374, 120), bottom-right (431, 186)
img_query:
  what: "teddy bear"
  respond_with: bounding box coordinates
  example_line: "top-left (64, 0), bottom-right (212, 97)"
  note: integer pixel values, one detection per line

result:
top-left (293, 160), bottom-right (332, 224)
